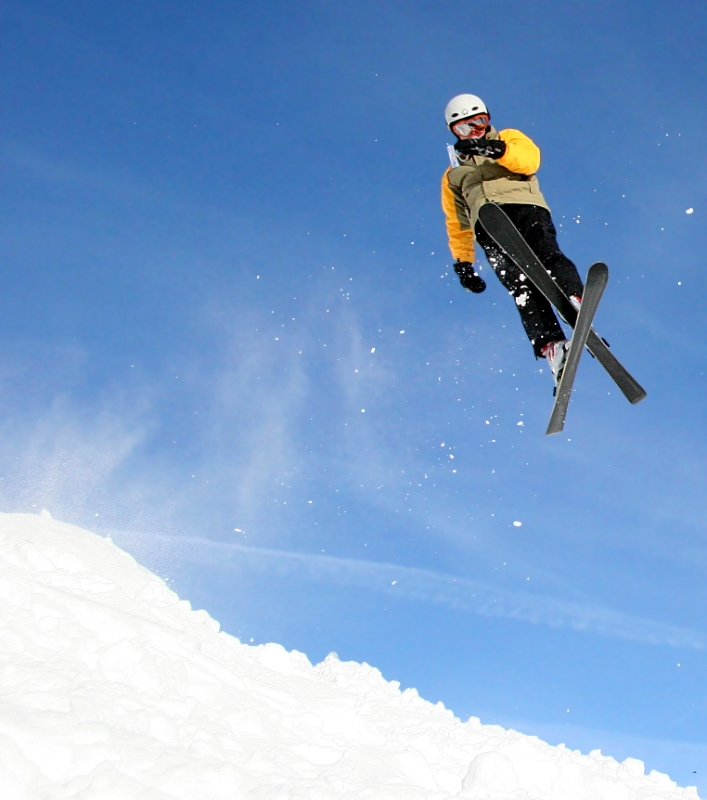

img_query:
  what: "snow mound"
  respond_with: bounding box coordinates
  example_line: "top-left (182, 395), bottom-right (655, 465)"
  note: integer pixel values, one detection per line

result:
top-left (0, 511), bottom-right (699, 799)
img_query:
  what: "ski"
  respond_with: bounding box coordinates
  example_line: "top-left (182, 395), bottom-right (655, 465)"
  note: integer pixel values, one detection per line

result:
top-left (546, 263), bottom-right (608, 435)
top-left (478, 203), bottom-right (646, 405)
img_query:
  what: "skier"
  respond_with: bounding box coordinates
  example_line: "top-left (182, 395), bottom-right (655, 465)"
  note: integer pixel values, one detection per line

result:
top-left (441, 93), bottom-right (585, 385)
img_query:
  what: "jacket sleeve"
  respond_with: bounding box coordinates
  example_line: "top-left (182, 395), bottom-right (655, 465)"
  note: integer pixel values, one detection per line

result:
top-left (497, 129), bottom-right (541, 175)
top-left (441, 168), bottom-right (475, 262)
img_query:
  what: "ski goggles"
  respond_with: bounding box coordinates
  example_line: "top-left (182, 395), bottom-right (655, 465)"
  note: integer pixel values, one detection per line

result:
top-left (451, 114), bottom-right (490, 138)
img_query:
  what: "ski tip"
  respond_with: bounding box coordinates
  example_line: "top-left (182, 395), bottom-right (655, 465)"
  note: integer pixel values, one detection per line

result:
top-left (586, 261), bottom-right (609, 286)
top-left (479, 202), bottom-right (501, 220)
top-left (588, 261), bottom-right (609, 273)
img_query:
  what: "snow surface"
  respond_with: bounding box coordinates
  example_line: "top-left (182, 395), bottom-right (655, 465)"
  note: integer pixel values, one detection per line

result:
top-left (0, 511), bottom-right (700, 799)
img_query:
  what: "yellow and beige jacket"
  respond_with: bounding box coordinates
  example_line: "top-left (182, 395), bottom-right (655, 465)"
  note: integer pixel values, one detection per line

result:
top-left (441, 127), bottom-right (549, 263)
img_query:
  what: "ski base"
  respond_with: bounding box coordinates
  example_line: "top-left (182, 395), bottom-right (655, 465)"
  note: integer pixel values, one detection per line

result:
top-left (478, 202), bottom-right (646, 406)
top-left (546, 262), bottom-right (608, 435)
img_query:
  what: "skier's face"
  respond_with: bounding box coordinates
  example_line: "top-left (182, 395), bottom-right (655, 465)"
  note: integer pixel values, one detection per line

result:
top-left (451, 114), bottom-right (490, 139)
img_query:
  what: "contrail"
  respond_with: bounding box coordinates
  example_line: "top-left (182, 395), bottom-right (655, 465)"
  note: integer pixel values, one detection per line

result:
top-left (112, 532), bottom-right (707, 651)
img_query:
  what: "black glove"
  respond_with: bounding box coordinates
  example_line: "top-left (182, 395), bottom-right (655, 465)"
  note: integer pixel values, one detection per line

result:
top-left (454, 138), bottom-right (507, 159)
top-left (454, 261), bottom-right (486, 293)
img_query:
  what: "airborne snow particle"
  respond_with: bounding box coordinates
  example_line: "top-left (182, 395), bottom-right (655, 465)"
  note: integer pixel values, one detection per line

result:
top-left (686, 208), bottom-right (694, 214)
top-left (370, 347), bottom-right (375, 353)
top-left (513, 521), bottom-right (522, 527)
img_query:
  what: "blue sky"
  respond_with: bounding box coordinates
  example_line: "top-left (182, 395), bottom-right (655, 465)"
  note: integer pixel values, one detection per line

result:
top-left (2, 0), bottom-right (707, 789)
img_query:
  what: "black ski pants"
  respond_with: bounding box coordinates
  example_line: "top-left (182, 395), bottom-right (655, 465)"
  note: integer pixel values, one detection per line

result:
top-left (474, 204), bottom-right (584, 357)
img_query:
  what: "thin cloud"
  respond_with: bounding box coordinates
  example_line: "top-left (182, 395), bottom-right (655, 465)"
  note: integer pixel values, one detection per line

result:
top-left (113, 533), bottom-right (707, 651)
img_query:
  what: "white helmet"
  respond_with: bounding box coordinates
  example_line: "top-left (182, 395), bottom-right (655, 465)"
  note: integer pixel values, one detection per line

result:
top-left (445, 94), bottom-right (488, 128)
